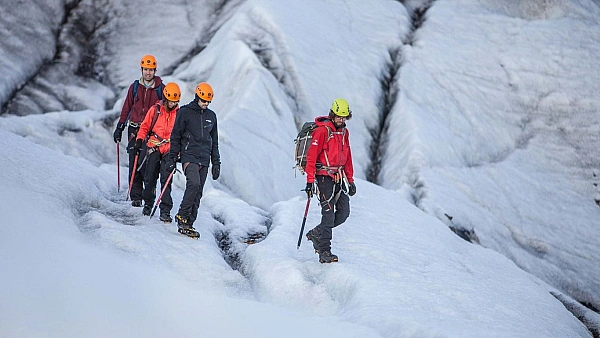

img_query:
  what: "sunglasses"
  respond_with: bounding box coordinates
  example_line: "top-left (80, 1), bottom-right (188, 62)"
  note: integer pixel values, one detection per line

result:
top-left (199, 98), bottom-right (211, 104)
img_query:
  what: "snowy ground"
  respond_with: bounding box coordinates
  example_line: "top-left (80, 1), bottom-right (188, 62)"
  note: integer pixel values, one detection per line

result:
top-left (1, 0), bottom-right (599, 337)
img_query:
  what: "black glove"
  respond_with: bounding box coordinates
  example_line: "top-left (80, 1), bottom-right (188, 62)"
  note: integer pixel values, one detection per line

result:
top-left (133, 139), bottom-right (143, 155)
top-left (304, 182), bottom-right (314, 198)
top-left (348, 182), bottom-right (356, 196)
top-left (113, 122), bottom-right (125, 143)
top-left (165, 158), bottom-right (176, 173)
top-left (212, 163), bottom-right (220, 180)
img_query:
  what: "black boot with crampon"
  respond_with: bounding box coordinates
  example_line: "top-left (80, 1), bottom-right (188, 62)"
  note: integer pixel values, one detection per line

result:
top-left (176, 214), bottom-right (199, 239)
top-left (159, 212), bottom-right (172, 224)
top-left (142, 204), bottom-right (152, 216)
top-left (305, 228), bottom-right (320, 254)
top-left (318, 251), bottom-right (338, 264)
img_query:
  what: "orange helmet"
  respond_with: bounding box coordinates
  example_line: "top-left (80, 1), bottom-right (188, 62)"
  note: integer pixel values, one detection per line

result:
top-left (163, 82), bottom-right (181, 102)
top-left (140, 54), bottom-right (157, 69)
top-left (195, 82), bottom-right (213, 102)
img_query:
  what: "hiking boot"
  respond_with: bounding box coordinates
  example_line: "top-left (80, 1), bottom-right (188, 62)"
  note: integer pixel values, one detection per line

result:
top-left (318, 251), bottom-right (338, 264)
top-left (175, 214), bottom-right (199, 238)
top-left (175, 214), bottom-right (188, 227)
top-left (159, 212), bottom-right (172, 223)
top-left (142, 204), bottom-right (152, 216)
top-left (306, 228), bottom-right (320, 253)
top-left (131, 200), bottom-right (142, 207)
top-left (178, 226), bottom-right (200, 239)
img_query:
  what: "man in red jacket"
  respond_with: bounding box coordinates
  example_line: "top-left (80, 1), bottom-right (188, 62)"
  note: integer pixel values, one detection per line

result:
top-left (304, 98), bottom-right (357, 263)
top-left (133, 82), bottom-right (180, 222)
top-left (113, 54), bottom-right (164, 207)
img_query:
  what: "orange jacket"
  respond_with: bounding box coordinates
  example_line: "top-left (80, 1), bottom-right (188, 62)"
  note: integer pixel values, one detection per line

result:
top-left (136, 102), bottom-right (178, 154)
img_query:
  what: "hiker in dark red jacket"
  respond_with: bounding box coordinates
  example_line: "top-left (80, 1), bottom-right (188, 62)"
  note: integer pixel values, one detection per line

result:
top-left (133, 82), bottom-right (180, 223)
top-left (304, 98), bottom-right (356, 264)
top-left (165, 82), bottom-right (220, 238)
top-left (113, 54), bottom-right (164, 207)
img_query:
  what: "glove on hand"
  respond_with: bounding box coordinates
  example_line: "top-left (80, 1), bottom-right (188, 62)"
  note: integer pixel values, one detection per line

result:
top-left (113, 122), bottom-right (125, 143)
top-left (348, 182), bottom-right (356, 196)
top-left (165, 158), bottom-right (176, 173)
top-left (304, 182), bottom-right (314, 198)
top-left (212, 163), bottom-right (221, 180)
top-left (133, 139), bottom-right (143, 155)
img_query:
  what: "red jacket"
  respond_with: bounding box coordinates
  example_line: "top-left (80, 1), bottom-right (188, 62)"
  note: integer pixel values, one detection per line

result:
top-left (117, 76), bottom-right (163, 124)
top-left (136, 101), bottom-right (178, 155)
top-left (305, 116), bottom-right (354, 184)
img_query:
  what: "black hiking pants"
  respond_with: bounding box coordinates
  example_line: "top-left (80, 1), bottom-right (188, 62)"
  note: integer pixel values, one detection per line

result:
top-left (314, 175), bottom-right (350, 252)
top-left (142, 149), bottom-right (173, 215)
top-left (177, 163), bottom-right (208, 226)
top-left (126, 126), bottom-right (145, 201)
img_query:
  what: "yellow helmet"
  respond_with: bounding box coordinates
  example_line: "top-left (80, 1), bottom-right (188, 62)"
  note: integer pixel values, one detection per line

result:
top-left (140, 54), bottom-right (157, 69)
top-left (331, 98), bottom-right (350, 117)
top-left (163, 82), bottom-right (181, 102)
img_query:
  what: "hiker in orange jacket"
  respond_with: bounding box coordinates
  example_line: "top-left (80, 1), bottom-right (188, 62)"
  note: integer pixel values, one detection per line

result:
top-left (304, 98), bottom-right (356, 264)
top-left (133, 82), bottom-right (181, 223)
top-left (113, 54), bottom-right (164, 207)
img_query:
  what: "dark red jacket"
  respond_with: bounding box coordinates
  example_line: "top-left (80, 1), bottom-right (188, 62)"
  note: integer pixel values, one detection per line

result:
top-left (305, 116), bottom-right (354, 184)
top-left (117, 76), bottom-right (163, 124)
top-left (136, 101), bottom-right (178, 155)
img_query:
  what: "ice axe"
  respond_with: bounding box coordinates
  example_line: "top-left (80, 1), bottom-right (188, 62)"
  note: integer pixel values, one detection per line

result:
top-left (297, 196), bottom-right (312, 249)
top-left (150, 168), bottom-right (178, 219)
top-left (126, 153), bottom-right (139, 201)
top-left (117, 142), bottom-right (121, 193)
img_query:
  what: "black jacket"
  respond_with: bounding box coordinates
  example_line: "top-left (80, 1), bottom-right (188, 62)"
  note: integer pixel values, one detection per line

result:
top-left (169, 100), bottom-right (220, 166)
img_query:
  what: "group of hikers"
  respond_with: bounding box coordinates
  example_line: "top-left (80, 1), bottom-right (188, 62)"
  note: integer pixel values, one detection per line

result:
top-left (113, 54), bottom-right (219, 238)
top-left (113, 54), bottom-right (356, 263)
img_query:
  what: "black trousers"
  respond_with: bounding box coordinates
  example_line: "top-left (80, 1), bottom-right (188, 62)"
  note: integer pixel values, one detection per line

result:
top-left (126, 126), bottom-right (145, 201)
top-left (314, 175), bottom-right (350, 252)
top-left (177, 163), bottom-right (208, 226)
top-left (142, 150), bottom-right (173, 214)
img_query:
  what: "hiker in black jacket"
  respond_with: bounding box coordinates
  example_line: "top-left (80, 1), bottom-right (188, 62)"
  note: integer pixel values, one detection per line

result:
top-left (166, 82), bottom-right (220, 238)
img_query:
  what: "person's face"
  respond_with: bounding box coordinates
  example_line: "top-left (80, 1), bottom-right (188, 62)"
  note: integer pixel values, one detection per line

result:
top-left (198, 97), bottom-right (210, 109)
top-left (141, 67), bottom-right (156, 81)
top-left (332, 115), bottom-right (347, 129)
top-left (166, 100), bottom-right (178, 109)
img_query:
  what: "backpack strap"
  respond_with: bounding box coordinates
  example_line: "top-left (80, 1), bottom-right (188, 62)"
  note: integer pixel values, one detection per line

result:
top-left (323, 126), bottom-right (332, 167)
top-left (155, 83), bottom-right (163, 101)
top-left (133, 80), bottom-right (163, 101)
top-left (145, 104), bottom-right (162, 143)
top-left (132, 80), bottom-right (140, 99)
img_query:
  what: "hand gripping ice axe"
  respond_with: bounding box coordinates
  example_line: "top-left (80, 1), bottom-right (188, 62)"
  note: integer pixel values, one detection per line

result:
top-left (125, 153), bottom-right (139, 201)
top-left (150, 168), bottom-right (178, 219)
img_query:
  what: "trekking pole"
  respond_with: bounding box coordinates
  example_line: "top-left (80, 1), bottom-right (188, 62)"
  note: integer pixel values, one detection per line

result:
top-left (150, 168), bottom-right (178, 219)
top-left (117, 142), bottom-right (121, 193)
top-left (297, 196), bottom-right (312, 249)
top-left (126, 153), bottom-right (139, 201)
